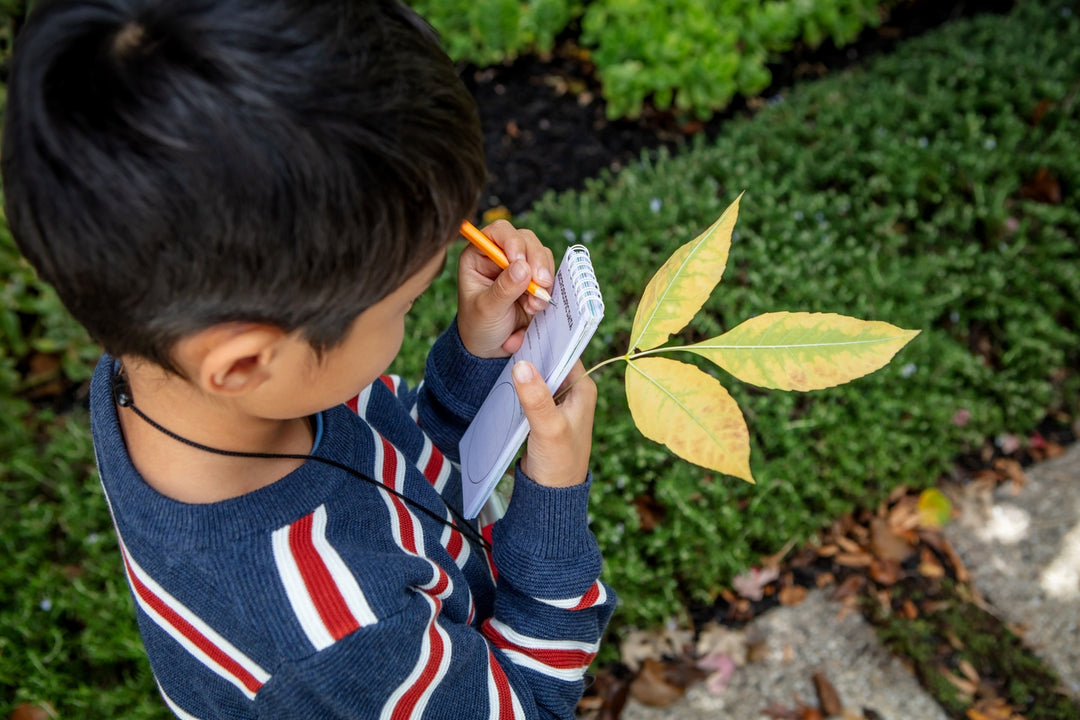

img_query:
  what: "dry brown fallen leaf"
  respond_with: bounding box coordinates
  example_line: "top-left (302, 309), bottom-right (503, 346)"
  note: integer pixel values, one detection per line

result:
top-left (618, 627), bottom-right (692, 673)
top-left (870, 517), bottom-right (914, 562)
top-left (869, 558), bottom-right (902, 586)
top-left (779, 584), bottom-right (808, 606)
top-left (629, 657), bottom-right (704, 707)
top-left (917, 547), bottom-right (946, 578)
top-left (8, 705), bottom-right (56, 720)
top-left (629, 658), bottom-right (685, 707)
top-left (762, 700), bottom-right (823, 720)
top-left (812, 671), bottom-right (844, 717)
top-left (576, 669), bottom-right (630, 720)
top-left (1020, 167), bottom-right (1062, 204)
top-left (830, 575), bottom-right (865, 602)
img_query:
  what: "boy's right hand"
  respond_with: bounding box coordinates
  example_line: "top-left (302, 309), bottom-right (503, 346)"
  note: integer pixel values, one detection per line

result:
top-left (511, 360), bottom-right (596, 488)
top-left (457, 220), bottom-right (555, 359)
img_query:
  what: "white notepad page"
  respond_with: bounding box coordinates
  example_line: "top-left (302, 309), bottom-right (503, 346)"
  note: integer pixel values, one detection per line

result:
top-left (459, 245), bottom-right (604, 518)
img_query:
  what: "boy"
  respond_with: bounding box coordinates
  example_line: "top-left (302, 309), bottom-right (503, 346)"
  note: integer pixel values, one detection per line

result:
top-left (2, 0), bottom-right (614, 717)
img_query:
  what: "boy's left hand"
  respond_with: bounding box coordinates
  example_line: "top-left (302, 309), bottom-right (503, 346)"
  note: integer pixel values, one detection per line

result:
top-left (457, 220), bottom-right (555, 358)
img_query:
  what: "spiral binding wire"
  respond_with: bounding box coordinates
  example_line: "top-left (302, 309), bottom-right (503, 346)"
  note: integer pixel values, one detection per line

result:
top-left (565, 245), bottom-right (604, 319)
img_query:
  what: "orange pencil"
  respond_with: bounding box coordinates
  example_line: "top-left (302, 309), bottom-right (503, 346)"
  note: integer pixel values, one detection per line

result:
top-left (460, 220), bottom-right (552, 303)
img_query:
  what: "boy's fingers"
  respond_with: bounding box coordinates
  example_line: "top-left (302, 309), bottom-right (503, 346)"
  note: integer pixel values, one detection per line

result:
top-left (522, 233), bottom-right (554, 289)
top-left (482, 221), bottom-right (553, 289)
top-left (511, 361), bottom-right (561, 431)
top-left (482, 220), bottom-right (527, 262)
top-left (552, 362), bottom-right (596, 424)
top-left (485, 260), bottom-right (531, 306)
top-left (556, 360), bottom-right (587, 394)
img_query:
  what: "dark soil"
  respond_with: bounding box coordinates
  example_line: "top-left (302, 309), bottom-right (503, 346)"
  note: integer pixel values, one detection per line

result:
top-left (464, 0), bottom-right (1016, 216)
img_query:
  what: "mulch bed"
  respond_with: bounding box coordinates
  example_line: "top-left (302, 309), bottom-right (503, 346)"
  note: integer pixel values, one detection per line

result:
top-left (465, 0), bottom-right (1016, 215)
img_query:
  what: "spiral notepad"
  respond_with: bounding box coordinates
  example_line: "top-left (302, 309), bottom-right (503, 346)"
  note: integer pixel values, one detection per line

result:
top-left (459, 245), bottom-right (605, 518)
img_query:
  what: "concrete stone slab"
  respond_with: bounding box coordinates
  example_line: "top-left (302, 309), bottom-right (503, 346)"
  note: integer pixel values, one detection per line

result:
top-left (945, 443), bottom-right (1080, 697)
top-left (619, 590), bottom-right (949, 720)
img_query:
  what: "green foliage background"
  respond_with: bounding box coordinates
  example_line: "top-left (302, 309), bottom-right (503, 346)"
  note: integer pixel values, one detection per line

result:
top-left (408, 0), bottom-right (893, 119)
top-left (2, 0), bottom-right (1079, 715)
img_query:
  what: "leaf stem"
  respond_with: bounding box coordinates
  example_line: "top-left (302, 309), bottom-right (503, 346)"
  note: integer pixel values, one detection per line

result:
top-left (626, 345), bottom-right (692, 361)
top-left (552, 355), bottom-right (627, 402)
top-left (550, 344), bottom-right (695, 402)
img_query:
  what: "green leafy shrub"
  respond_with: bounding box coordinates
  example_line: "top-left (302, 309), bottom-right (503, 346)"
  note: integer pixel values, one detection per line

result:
top-left (581, 0), bottom-right (889, 119)
top-left (409, 0), bottom-right (891, 120)
top-left (406, 0), bottom-right (579, 65)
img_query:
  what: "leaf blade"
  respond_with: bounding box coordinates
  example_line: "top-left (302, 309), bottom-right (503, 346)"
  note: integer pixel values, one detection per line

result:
top-left (684, 311), bottom-right (920, 391)
top-left (917, 488), bottom-right (952, 528)
top-left (625, 356), bottom-right (754, 482)
top-left (629, 193), bottom-right (743, 352)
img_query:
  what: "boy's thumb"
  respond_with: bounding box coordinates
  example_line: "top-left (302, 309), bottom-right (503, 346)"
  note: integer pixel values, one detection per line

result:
top-left (511, 361), bottom-right (557, 426)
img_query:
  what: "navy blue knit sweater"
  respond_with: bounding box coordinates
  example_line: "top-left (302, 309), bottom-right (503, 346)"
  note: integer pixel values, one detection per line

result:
top-left (90, 323), bottom-right (615, 719)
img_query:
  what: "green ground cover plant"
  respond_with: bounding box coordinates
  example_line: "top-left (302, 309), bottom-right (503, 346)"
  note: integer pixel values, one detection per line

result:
top-left (581, 0), bottom-right (889, 119)
top-left (2, 0), bottom-right (1078, 715)
top-left (406, 0), bottom-right (578, 67)
top-left (408, 0), bottom-right (893, 120)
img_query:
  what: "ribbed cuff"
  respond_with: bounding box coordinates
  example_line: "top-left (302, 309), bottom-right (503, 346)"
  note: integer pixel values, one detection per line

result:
top-left (491, 465), bottom-right (601, 596)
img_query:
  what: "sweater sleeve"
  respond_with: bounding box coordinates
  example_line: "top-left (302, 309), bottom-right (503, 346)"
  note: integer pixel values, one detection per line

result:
top-left (415, 317), bottom-right (507, 462)
top-left (253, 467), bottom-right (614, 720)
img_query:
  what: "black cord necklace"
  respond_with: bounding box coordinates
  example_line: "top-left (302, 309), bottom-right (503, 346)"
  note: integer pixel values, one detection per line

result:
top-left (111, 368), bottom-right (492, 553)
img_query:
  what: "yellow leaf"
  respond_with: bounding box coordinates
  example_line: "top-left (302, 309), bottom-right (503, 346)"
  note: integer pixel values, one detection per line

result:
top-left (684, 311), bottom-right (920, 391)
top-left (629, 193), bottom-right (742, 352)
top-left (917, 488), bottom-right (952, 528)
top-left (625, 357), bottom-right (754, 482)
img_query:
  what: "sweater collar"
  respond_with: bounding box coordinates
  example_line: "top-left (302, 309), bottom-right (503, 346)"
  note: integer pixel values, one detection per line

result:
top-left (90, 355), bottom-right (373, 549)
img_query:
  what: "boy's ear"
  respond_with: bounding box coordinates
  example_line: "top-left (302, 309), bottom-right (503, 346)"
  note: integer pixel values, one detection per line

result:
top-left (174, 324), bottom-right (287, 396)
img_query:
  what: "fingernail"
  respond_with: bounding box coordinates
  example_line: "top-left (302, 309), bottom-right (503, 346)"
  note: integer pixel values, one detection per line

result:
top-left (510, 261), bottom-right (528, 282)
top-left (537, 267), bottom-right (553, 285)
top-left (512, 361), bottom-right (533, 383)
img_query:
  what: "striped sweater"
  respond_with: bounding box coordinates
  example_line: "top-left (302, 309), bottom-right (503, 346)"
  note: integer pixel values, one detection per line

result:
top-left (89, 324), bottom-right (615, 719)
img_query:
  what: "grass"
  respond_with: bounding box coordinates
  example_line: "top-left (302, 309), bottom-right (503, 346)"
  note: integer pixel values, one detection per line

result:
top-left (2, 0), bottom-right (1079, 715)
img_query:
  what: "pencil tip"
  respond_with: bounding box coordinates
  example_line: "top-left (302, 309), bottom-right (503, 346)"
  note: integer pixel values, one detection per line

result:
top-left (534, 287), bottom-right (553, 303)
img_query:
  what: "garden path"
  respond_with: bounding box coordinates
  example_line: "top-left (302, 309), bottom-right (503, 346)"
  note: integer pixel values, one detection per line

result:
top-left (611, 443), bottom-right (1080, 719)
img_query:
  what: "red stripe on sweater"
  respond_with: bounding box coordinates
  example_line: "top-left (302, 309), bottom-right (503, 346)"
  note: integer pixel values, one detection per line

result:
top-left (571, 583), bottom-right (601, 611)
top-left (482, 523), bottom-right (498, 582)
top-left (427, 566), bottom-right (450, 598)
top-left (123, 554), bottom-right (264, 694)
top-left (392, 599), bottom-right (445, 720)
top-left (489, 650), bottom-right (517, 720)
top-left (288, 513), bottom-right (360, 641)
top-left (422, 445), bottom-right (444, 486)
top-left (379, 437), bottom-right (418, 554)
top-left (445, 522), bottom-right (463, 560)
top-left (482, 620), bottom-right (595, 670)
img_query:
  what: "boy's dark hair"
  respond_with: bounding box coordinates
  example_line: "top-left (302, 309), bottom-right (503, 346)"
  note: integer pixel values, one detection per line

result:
top-left (2, 0), bottom-right (485, 373)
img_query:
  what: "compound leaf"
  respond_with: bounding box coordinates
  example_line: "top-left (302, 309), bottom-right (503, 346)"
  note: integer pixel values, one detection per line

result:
top-left (629, 193), bottom-right (742, 352)
top-left (625, 356), bottom-right (753, 483)
top-left (683, 311), bottom-right (920, 391)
